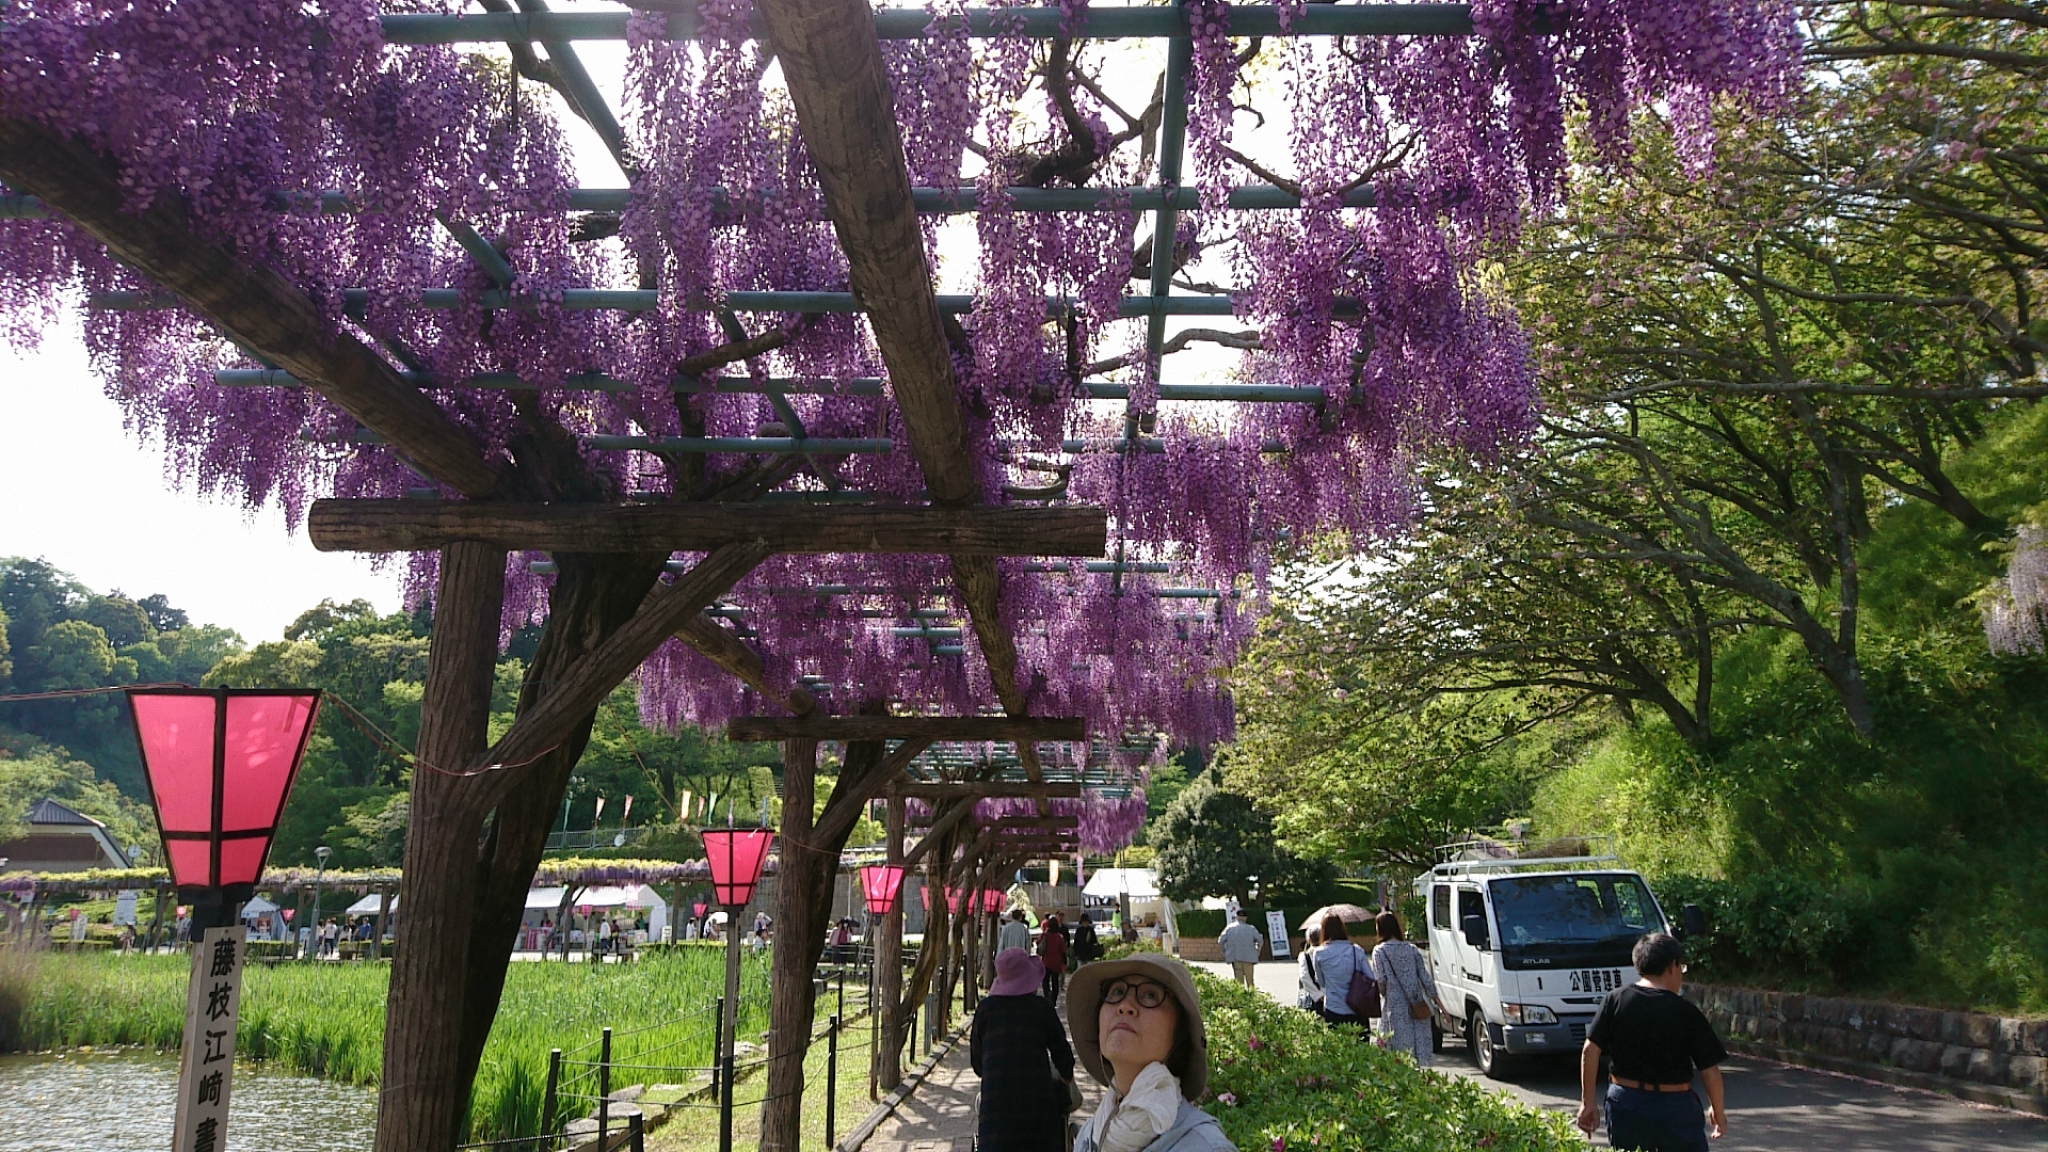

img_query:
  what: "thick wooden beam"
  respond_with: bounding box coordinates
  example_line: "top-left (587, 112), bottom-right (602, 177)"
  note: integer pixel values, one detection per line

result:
top-left (886, 781), bottom-right (1082, 800)
top-left (749, 0), bottom-right (973, 506)
top-left (902, 800), bottom-right (977, 868)
top-left (473, 543), bottom-right (768, 787)
top-left (674, 616), bottom-right (816, 718)
top-left (726, 714), bottom-right (1085, 743)
top-left (875, 737), bottom-right (935, 783)
top-left (977, 815), bottom-right (1080, 831)
top-left (751, 0), bottom-right (1046, 808)
top-left (0, 120), bottom-right (504, 499)
top-left (308, 500), bottom-right (1107, 557)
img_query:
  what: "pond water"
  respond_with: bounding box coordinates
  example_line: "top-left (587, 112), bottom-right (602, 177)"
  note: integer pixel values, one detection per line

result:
top-left (0, 1050), bottom-right (378, 1152)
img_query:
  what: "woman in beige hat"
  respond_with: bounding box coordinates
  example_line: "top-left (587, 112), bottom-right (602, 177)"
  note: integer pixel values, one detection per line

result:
top-left (1067, 953), bottom-right (1238, 1152)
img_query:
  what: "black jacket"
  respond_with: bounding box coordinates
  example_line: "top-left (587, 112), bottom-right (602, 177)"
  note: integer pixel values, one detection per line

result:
top-left (970, 992), bottom-right (1076, 1152)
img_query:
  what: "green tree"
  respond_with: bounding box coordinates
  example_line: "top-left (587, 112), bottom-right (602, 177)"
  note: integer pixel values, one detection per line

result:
top-left (0, 605), bottom-right (11, 692)
top-left (79, 594), bottom-right (155, 647)
top-left (1152, 771), bottom-right (1323, 906)
top-left (0, 557), bottom-right (87, 673)
top-left (24, 620), bottom-right (134, 690)
top-left (135, 593), bottom-right (189, 633)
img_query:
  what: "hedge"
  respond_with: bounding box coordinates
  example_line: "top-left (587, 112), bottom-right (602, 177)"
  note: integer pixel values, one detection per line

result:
top-left (1194, 971), bottom-right (1580, 1152)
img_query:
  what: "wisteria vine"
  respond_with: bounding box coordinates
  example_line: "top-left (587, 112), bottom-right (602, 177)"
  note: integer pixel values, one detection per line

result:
top-left (0, 0), bottom-right (1799, 849)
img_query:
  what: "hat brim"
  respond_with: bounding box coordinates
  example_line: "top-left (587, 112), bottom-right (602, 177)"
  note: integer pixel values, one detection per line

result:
top-left (1066, 954), bottom-right (1207, 1100)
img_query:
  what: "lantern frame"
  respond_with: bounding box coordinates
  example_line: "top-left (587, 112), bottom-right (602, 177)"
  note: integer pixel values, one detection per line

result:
top-left (126, 686), bottom-right (321, 903)
top-left (859, 865), bottom-right (906, 915)
top-left (701, 828), bottom-right (775, 909)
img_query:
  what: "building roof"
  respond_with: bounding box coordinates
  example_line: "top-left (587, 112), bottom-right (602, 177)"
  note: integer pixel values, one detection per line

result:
top-left (28, 798), bottom-right (105, 828)
top-left (6, 799), bottom-right (132, 870)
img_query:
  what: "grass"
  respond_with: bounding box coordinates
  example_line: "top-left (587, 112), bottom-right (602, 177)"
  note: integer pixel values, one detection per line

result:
top-left (6, 947), bottom-right (776, 1141)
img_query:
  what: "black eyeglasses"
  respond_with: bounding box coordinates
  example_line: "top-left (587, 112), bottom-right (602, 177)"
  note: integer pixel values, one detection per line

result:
top-left (1102, 979), bottom-right (1170, 1009)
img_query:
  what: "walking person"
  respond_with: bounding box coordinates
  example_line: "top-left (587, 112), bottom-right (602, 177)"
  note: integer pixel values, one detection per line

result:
top-left (971, 948), bottom-right (1079, 1152)
top-left (1217, 910), bottom-right (1263, 987)
top-left (1040, 913), bottom-right (1070, 1001)
top-left (1296, 927), bottom-right (1322, 1010)
top-left (1305, 914), bottom-right (1377, 1029)
top-left (1576, 933), bottom-right (1729, 1150)
top-left (1368, 912), bottom-right (1442, 1065)
top-left (1073, 915), bottom-right (1103, 965)
top-left (1068, 952), bottom-right (1238, 1152)
top-left (999, 908), bottom-right (1033, 954)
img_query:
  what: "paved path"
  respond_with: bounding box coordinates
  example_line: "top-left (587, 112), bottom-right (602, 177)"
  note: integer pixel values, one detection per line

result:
top-left (862, 998), bottom-right (1105, 1152)
top-left (1191, 959), bottom-right (2048, 1150)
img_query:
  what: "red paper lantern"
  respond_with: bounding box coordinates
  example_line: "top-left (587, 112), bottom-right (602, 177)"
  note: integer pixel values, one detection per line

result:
top-left (692, 902), bottom-right (708, 920)
top-left (127, 688), bottom-right (320, 899)
top-left (859, 865), bottom-right (906, 914)
top-left (982, 889), bottom-right (1005, 914)
top-left (701, 828), bottom-right (774, 908)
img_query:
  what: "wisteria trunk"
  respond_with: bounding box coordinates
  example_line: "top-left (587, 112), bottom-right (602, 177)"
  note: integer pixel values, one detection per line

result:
top-left (378, 549), bottom-right (666, 1152)
top-left (377, 542), bottom-right (504, 1152)
top-left (760, 736), bottom-right (898, 1151)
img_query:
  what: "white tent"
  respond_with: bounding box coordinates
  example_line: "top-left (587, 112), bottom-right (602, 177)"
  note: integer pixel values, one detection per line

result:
top-left (1082, 868), bottom-right (1159, 900)
top-left (344, 893), bottom-right (397, 917)
top-left (240, 895), bottom-right (281, 916)
top-left (574, 884), bottom-right (658, 909)
top-left (525, 884), bottom-right (657, 911)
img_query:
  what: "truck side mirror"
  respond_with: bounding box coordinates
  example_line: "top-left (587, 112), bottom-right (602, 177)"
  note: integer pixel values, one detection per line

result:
top-left (1460, 913), bottom-right (1489, 949)
top-left (1681, 903), bottom-right (1708, 940)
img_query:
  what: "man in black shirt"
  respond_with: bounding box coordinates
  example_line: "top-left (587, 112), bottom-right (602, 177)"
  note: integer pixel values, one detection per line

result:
top-left (1577, 932), bottom-right (1728, 1150)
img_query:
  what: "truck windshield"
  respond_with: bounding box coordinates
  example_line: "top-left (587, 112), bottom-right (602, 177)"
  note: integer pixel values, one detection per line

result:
top-left (1489, 874), bottom-right (1661, 966)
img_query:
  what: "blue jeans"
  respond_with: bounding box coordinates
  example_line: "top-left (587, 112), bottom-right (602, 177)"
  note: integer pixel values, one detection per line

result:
top-left (1604, 1084), bottom-right (1709, 1152)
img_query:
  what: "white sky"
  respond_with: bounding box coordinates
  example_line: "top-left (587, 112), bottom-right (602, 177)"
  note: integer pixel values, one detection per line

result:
top-left (0, 7), bottom-right (1281, 643)
top-left (0, 326), bottom-right (401, 642)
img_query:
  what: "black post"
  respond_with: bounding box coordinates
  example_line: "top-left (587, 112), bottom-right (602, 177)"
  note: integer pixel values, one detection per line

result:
top-left (541, 1047), bottom-right (562, 1141)
top-left (837, 962), bottom-right (845, 1026)
top-left (719, 1049), bottom-right (737, 1152)
top-left (629, 1110), bottom-right (645, 1152)
top-left (826, 1013), bottom-right (840, 1148)
top-left (710, 994), bottom-right (724, 1102)
top-left (599, 1026), bottom-right (613, 1151)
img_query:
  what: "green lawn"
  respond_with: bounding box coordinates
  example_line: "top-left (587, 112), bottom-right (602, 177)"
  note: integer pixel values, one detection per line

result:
top-left (8, 949), bottom-right (774, 1141)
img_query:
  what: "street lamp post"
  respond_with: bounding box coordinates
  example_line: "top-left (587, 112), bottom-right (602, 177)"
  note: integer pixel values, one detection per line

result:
top-left (309, 846), bottom-right (332, 960)
top-left (127, 686), bottom-right (320, 1152)
top-left (701, 824), bottom-right (773, 1152)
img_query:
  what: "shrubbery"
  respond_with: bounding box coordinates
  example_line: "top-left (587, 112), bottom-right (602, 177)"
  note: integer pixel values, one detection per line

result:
top-left (1195, 972), bottom-right (1579, 1152)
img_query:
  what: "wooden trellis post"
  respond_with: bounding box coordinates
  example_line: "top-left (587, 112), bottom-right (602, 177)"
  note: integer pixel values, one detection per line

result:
top-left (876, 795), bottom-right (908, 1091)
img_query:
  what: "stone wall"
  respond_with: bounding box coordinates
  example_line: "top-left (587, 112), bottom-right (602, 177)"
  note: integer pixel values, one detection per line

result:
top-left (1686, 983), bottom-right (2048, 1111)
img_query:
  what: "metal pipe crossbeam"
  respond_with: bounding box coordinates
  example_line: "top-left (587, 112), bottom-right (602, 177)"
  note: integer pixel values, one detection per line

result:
top-left (99, 288), bottom-right (1324, 318)
top-left (213, 368), bottom-right (1323, 405)
top-left (3, 183), bottom-right (1372, 221)
top-left (514, 0), bottom-right (634, 174)
top-left (377, 5), bottom-right (1479, 43)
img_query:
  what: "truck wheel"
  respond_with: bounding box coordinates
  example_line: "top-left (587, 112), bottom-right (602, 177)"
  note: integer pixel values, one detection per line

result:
top-left (1470, 1008), bottom-right (1517, 1079)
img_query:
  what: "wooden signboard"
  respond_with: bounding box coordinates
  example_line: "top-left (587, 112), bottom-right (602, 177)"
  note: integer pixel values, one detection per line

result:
top-left (173, 925), bottom-right (246, 1152)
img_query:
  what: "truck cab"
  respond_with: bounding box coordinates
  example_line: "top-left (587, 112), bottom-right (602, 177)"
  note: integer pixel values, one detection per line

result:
top-left (1419, 843), bottom-right (1672, 1078)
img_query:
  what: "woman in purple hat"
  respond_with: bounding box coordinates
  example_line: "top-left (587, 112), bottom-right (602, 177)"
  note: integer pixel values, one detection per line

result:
top-left (972, 947), bottom-right (1080, 1152)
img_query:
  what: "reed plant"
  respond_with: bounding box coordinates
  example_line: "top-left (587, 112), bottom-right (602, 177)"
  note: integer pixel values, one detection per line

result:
top-left (7, 948), bottom-right (777, 1140)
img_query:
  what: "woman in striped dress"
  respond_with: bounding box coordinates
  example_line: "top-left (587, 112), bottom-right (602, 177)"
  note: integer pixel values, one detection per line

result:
top-left (1369, 911), bottom-right (1443, 1065)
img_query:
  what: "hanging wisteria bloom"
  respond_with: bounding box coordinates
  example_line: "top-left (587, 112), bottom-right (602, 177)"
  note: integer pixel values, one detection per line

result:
top-left (0, 0), bottom-right (1799, 850)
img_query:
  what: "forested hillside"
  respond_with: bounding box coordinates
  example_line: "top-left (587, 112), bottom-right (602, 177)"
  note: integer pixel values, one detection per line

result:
top-left (1219, 3), bottom-right (2048, 1013)
top-left (0, 559), bottom-right (779, 869)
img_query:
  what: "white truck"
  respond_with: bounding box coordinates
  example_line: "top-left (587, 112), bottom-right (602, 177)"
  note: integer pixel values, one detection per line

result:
top-left (1417, 840), bottom-right (1703, 1078)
